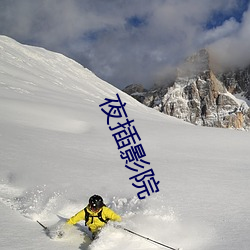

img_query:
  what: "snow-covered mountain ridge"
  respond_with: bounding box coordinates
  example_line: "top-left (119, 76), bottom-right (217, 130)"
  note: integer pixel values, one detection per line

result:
top-left (0, 36), bottom-right (250, 250)
top-left (123, 49), bottom-right (250, 130)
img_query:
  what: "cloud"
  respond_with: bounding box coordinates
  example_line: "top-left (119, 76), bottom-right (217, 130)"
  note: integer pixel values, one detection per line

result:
top-left (0, 0), bottom-right (249, 89)
top-left (208, 4), bottom-right (250, 69)
top-left (200, 18), bottom-right (240, 45)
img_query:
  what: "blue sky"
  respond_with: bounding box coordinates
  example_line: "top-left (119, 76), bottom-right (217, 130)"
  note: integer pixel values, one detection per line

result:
top-left (205, 0), bottom-right (249, 28)
top-left (0, 0), bottom-right (249, 89)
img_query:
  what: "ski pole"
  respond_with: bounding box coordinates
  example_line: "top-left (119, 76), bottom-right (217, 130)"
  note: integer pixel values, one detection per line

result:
top-left (37, 220), bottom-right (48, 231)
top-left (122, 227), bottom-right (180, 250)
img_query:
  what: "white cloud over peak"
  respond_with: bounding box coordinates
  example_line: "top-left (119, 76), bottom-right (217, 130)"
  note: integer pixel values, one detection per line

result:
top-left (0, 0), bottom-right (249, 88)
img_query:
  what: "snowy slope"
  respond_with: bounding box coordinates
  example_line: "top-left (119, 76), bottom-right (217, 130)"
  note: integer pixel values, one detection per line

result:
top-left (0, 36), bottom-right (250, 250)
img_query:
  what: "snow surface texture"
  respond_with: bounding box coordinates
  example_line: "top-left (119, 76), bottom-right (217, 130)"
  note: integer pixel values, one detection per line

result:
top-left (0, 35), bottom-right (250, 250)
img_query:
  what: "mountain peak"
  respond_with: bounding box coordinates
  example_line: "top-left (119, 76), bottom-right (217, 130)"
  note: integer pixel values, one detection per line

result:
top-left (124, 48), bottom-right (250, 130)
top-left (177, 49), bottom-right (210, 78)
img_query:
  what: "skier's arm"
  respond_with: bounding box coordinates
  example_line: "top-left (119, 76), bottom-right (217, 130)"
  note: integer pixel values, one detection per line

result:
top-left (104, 207), bottom-right (122, 222)
top-left (67, 209), bottom-right (85, 225)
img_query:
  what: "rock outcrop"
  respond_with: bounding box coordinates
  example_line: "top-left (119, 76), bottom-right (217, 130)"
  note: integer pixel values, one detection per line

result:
top-left (123, 49), bottom-right (250, 130)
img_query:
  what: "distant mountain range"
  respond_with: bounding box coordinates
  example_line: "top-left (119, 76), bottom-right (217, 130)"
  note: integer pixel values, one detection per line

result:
top-left (123, 49), bottom-right (250, 130)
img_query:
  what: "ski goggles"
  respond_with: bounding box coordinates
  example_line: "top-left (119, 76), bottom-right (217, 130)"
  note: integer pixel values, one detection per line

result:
top-left (89, 205), bottom-right (101, 212)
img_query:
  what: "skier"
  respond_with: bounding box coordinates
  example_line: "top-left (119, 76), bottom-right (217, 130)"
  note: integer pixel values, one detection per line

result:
top-left (66, 194), bottom-right (122, 239)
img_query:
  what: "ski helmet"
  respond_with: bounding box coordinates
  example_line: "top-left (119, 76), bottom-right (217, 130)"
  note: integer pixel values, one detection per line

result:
top-left (89, 195), bottom-right (104, 210)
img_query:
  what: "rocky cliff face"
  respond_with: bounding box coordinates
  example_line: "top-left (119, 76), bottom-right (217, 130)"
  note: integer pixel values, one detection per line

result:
top-left (123, 49), bottom-right (250, 130)
top-left (217, 66), bottom-right (250, 99)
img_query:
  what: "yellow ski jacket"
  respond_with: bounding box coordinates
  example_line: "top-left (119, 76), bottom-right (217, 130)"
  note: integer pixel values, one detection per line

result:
top-left (67, 206), bottom-right (121, 233)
